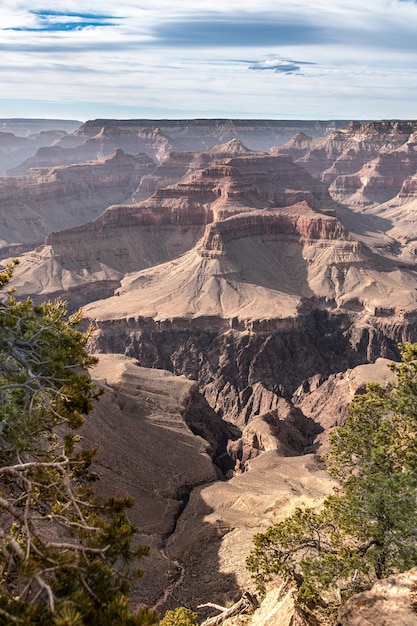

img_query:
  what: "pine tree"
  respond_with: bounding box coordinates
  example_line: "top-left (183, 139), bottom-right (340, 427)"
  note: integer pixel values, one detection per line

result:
top-left (247, 343), bottom-right (417, 615)
top-left (0, 262), bottom-right (158, 625)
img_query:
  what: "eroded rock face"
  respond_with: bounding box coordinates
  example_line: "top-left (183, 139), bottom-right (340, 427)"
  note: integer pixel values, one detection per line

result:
top-left (0, 149), bottom-right (155, 256)
top-left (273, 121), bottom-right (417, 184)
top-left (270, 122), bottom-right (417, 262)
top-left (83, 355), bottom-right (233, 607)
top-left (330, 140), bottom-right (417, 207)
top-left (228, 397), bottom-right (321, 466)
top-left (88, 308), bottom-right (414, 429)
top-left (132, 139), bottom-right (264, 202)
top-left (337, 569), bottom-right (417, 626)
top-left (6, 154), bottom-right (334, 305)
top-left (0, 128), bottom-right (72, 175)
top-left (293, 358), bottom-right (396, 452)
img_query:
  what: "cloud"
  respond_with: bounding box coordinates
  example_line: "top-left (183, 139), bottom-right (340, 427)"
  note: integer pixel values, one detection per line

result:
top-left (248, 56), bottom-right (316, 74)
top-left (151, 14), bottom-right (327, 47)
top-left (7, 10), bottom-right (120, 32)
top-left (1, 0), bottom-right (417, 120)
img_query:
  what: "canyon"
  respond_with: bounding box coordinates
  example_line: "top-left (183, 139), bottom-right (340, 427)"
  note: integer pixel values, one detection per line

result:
top-left (2, 118), bottom-right (417, 623)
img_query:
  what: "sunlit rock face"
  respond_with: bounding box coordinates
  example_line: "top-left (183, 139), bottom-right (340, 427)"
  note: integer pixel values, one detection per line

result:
top-left (273, 120), bottom-right (417, 184)
top-left (337, 569), bottom-right (417, 626)
top-left (5, 149), bottom-right (333, 305)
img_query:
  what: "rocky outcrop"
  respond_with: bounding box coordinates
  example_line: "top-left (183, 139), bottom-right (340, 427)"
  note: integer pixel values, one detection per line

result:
top-left (88, 308), bottom-right (416, 429)
top-left (227, 397), bottom-right (321, 466)
top-left (337, 569), bottom-right (417, 625)
top-left (219, 154), bottom-right (333, 209)
top-left (0, 149), bottom-right (155, 256)
top-left (132, 139), bottom-right (264, 202)
top-left (134, 148), bottom-right (332, 211)
top-left (330, 141), bottom-right (417, 207)
top-left (273, 120), bottom-right (417, 184)
top-left (221, 569), bottom-right (417, 626)
top-left (270, 122), bottom-right (417, 260)
top-left (293, 358), bottom-right (396, 452)
top-left (223, 583), bottom-right (309, 626)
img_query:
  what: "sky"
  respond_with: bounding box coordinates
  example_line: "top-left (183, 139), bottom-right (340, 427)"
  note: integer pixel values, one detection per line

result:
top-left (1, 0), bottom-right (417, 121)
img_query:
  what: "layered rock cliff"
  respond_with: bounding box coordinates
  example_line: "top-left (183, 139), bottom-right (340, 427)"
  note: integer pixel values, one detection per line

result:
top-left (7, 126), bottom-right (173, 174)
top-left (6, 152), bottom-right (333, 304)
top-left (329, 137), bottom-right (417, 207)
top-left (4, 118), bottom-right (417, 623)
top-left (8, 119), bottom-right (348, 176)
top-left (273, 121), bottom-right (417, 184)
top-left (0, 149), bottom-right (155, 256)
top-left (132, 139), bottom-right (263, 202)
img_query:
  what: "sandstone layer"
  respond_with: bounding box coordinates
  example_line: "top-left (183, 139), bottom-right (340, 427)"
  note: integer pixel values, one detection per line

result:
top-left (5, 151), bottom-right (334, 305)
top-left (0, 149), bottom-right (155, 256)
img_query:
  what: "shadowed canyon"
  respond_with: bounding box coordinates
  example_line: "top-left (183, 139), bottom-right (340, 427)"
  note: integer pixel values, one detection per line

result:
top-left (2, 117), bottom-right (417, 624)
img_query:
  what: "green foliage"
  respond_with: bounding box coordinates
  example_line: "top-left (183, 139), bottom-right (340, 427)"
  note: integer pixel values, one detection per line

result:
top-left (247, 342), bottom-right (417, 612)
top-left (0, 265), bottom-right (158, 625)
top-left (159, 607), bottom-right (198, 626)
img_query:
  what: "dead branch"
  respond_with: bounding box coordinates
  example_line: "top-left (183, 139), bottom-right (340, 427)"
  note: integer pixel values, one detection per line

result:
top-left (199, 592), bottom-right (259, 626)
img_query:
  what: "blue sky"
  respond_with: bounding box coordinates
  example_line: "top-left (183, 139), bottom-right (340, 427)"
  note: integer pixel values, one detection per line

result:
top-left (1, 0), bottom-right (417, 120)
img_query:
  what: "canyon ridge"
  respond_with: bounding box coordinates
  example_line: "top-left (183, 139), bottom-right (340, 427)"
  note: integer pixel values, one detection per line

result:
top-left (1, 118), bottom-right (417, 624)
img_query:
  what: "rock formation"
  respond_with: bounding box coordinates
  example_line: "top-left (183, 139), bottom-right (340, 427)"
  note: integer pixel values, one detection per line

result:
top-left (83, 354), bottom-right (334, 615)
top-left (0, 149), bottom-right (155, 256)
top-left (7, 126), bottom-right (172, 175)
top-left (132, 139), bottom-right (264, 202)
top-left (0, 129), bottom-right (69, 175)
top-left (4, 118), bottom-right (417, 622)
top-left (336, 569), bottom-right (417, 626)
top-left (5, 152), bottom-right (333, 305)
top-left (7, 119), bottom-right (349, 176)
top-left (273, 121), bottom-right (417, 183)
top-left (329, 135), bottom-right (417, 207)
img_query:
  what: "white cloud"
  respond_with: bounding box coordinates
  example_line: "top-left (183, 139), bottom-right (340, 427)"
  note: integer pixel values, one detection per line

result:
top-left (0, 0), bottom-right (417, 119)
